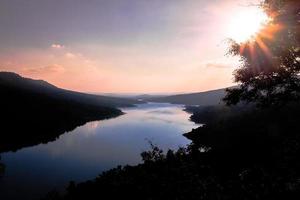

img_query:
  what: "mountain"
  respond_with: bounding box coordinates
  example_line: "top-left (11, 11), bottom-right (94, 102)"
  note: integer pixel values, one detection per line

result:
top-left (0, 72), bottom-right (140, 108)
top-left (134, 94), bottom-right (167, 100)
top-left (0, 72), bottom-right (138, 152)
top-left (148, 88), bottom-right (227, 106)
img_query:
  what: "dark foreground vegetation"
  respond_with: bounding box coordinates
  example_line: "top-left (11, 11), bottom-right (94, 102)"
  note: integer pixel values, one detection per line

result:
top-left (0, 156), bottom-right (4, 177)
top-left (0, 72), bottom-right (138, 152)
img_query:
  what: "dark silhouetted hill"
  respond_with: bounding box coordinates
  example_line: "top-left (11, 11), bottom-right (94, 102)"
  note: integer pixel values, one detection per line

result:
top-left (0, 72), bottom-right (138, 152)
top-left (0, 72), bottom-right (139, 108)
top-left (148, 88), bottom-right (227, 106)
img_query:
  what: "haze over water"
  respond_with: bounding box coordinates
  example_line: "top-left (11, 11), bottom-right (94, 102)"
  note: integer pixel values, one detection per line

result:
top-left (0, 103), bottom-right (198, 200)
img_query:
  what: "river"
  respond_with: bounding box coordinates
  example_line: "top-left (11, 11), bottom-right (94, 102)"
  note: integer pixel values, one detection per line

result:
top-left (0, 103), bottom-right (198, 199)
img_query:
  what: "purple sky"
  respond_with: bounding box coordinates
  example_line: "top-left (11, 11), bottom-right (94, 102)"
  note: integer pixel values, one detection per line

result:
top-left (0, 0), bottom-right (263, 93)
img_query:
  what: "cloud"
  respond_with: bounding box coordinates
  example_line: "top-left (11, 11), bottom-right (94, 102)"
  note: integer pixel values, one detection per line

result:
top-left (205, 62), bottom-right (233, 69)
top-left (51, 44), bottom-right (65, 49)
top-left (65, 52), bottom-right (76, 59)
top-left (23, 64), bottom-right (65, 74)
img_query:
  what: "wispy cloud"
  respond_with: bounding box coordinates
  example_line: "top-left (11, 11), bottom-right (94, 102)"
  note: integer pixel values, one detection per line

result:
top-left (205, 62), bottom-right (233, 69)
top-left (23, 64), bottom-right (65, 75)
top-left (51, 44), bottom-right (65, 49)
top-left (65, 52), bottom-right (76, 59)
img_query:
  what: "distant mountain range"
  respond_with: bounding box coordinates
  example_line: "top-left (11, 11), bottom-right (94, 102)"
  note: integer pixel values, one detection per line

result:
top-left (148, 88), bottom-right (228, 106)
top-left (100, 89), bottom-right (229, 106)
top-left (0, 72), bottom-right (139, 152)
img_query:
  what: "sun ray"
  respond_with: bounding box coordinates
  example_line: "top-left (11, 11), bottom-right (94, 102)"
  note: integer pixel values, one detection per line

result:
top-left (256, 37), bottom-right (272, 59)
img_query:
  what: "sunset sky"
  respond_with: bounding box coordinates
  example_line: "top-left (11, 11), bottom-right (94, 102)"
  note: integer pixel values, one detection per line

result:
top-left (0, 0), bottom-right (264, 93)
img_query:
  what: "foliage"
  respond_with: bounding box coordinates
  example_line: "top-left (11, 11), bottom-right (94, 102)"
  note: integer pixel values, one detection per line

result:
top-left (0, 156), bottom-right (5, 178)
top-left (141, 141), bottom-right (165, 163)
top-left (224, 0), bottom-right (300, 107)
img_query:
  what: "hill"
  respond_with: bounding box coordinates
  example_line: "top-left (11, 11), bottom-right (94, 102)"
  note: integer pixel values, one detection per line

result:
top-left (0, 72), bottom-right (137, 152)
top-left (148, 88), bottom-right (227, 106)
top-left (0, 72), bottom-right (140, 108)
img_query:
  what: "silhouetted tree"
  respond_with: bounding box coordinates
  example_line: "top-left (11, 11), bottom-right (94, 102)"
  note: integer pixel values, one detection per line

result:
top-left (0, 155), bottom-right (5, 178)
top-left (224, 0), bottom-right (300, 107)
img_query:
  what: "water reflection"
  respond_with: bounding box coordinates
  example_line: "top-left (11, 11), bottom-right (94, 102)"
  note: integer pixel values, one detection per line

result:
top-left (0, 103), bottom-right (198, 200)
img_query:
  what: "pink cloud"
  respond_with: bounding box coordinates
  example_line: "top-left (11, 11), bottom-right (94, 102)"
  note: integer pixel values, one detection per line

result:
top-left (65, 52), bottom-right (76, 59)
top-left (51, 44), bottom-right (65, 49)
top-left (205, 62), bottom-right (233, 68)
top-left (23, 64), bottom-right (65, 75)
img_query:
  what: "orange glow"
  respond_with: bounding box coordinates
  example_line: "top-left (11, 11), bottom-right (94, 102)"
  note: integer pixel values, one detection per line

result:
top-left (239, 14), bottom-right (283, 54)
top-left (237, 12), bottom-right (284, 75)
top-left (227, 8), bottom-right (269, 43)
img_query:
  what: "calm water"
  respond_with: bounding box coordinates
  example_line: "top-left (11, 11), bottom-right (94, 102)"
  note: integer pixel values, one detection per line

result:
top-left (0, 103), bottom-right (198, 200)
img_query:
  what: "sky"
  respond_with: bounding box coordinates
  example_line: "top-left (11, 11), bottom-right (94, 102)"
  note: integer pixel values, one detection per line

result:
top-left (0, 0), bottom-right (262, 93)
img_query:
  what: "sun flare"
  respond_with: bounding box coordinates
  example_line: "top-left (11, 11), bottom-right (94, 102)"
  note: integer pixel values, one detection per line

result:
top-left (227, 8), bottom-right (269, 43)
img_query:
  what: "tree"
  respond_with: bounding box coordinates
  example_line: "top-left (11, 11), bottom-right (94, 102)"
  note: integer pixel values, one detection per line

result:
top-left (224, 0), bottom-right (300, 107)
top-left (0, 156), bottom-right (5, 178)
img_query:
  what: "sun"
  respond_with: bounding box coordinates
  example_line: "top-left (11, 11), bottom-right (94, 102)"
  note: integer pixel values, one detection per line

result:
top-left (227, 8), bottom-right (269, 43)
